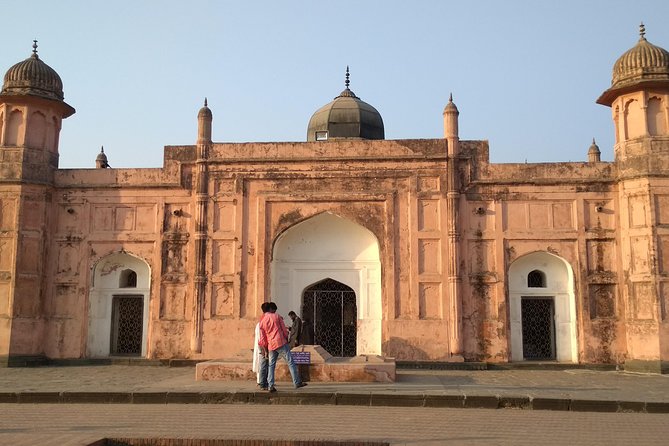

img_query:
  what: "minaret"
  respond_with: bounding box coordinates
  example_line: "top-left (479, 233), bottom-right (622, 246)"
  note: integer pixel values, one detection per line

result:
top-left (192, 98), bottom-right (212, 352)
top-left (597, 24), bottom-right (669, 373)
top-left (443, 93), bottom-right (463, 357)
top-left (443, 93), bottom-right (459, 153)
top-left (0, 42), bottom-right (75, 365)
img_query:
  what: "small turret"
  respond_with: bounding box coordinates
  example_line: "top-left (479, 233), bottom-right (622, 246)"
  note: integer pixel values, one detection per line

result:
top-left (197, 98), bottom-right (212, 144)
top-left (587, 138), bottom-right (601, 163)
top-left (443, 93), bottom-right (460, 156)
top-left (95, 146), bottom-right (109, 168)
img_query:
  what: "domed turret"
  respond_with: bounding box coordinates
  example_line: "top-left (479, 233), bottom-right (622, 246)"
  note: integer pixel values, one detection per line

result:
top-left (598, 24), bottom-right (669, 105)
top-left (2, 41), bottom-right (66, 102)
top-left (96, 146), bottom-right (110, 168)
top-left (588, 138), bottom-right (601, 163)
top-left (197, 97), bottom-right (212, 144)
top-left (307, 67), bottom-right (384, 141)
top-left (198, 97), bottom-right (212, 119)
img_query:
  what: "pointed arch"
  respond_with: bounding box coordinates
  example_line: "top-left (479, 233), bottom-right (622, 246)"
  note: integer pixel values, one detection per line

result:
top-left (87, 252), bottom-right (151, 358)
top-left (508, 251), bottom-right (577, 362)
top-left (271, 212), bottom-right (382, 355)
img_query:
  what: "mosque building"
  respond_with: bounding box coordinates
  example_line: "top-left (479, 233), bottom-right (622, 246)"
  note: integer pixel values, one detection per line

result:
top-left (1, 26), bottom-right (668, 373)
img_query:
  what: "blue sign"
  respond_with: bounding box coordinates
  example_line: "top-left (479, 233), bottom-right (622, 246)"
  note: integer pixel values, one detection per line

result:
top-left (292, 351), bottom-right (311, 364)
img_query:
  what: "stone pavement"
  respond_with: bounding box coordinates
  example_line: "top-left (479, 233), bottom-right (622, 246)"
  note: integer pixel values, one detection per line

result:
top-left (3, 403), bottom-right (669, 446)
top-left (1, 364), bottom-right (669, 412)
top-left (2, 365), bottom-right (669, 445)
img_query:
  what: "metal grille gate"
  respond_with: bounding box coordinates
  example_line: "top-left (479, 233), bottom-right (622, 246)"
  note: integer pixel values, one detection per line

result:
top-left (110, 295), bottom-right (143, 356)
top-left (521, 297), bottom-right (555, 360)
top-left (302, 279), bottom-right (356, 357)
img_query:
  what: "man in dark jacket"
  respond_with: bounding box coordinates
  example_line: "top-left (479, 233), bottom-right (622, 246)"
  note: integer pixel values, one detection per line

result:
top-left (288, 311), bottom-right (303, 347)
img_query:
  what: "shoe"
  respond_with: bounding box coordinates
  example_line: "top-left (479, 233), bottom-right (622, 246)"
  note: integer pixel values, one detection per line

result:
top-left (295, 382), bottom-right (307, 389)
top-left (268, 386), bottom-right (277, 393)
top-left (259, 386), bottom-right (268, 391)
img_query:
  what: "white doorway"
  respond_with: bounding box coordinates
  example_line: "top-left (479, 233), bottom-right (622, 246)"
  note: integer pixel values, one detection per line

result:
top-left (271, 212), bottom-right (382, 355)
top-left (87, 253), bottom-right (151, 357)
top-left (508, 251), bottom-right (577, 362)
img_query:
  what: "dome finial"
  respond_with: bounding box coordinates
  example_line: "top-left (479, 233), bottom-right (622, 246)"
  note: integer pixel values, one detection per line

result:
top-left (639, 22), bottom-right (646, 41)
top-left (449, 92), bottom-right (453, 102)
top-left (204, 97), bottom-right (208, 107)
top-left (32, 40), bottom-right (39, 59)
top-left (100, 145), bottom-right (104, 153)
top-left (345, 65), bottom-right (350, 90)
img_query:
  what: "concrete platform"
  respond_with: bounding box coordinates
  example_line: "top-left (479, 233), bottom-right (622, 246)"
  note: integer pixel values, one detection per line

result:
top-left (196, 345), bottom-right (396, 382)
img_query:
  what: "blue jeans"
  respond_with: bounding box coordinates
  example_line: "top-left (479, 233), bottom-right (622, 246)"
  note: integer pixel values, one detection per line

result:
top-left (267, 343), bottom-right (301, 388)
top-left (257, 355), bottom-right (268, 388)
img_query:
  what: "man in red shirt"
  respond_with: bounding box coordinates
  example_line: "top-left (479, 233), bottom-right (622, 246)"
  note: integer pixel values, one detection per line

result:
top-left (258, 302), bottom-right (306, 392)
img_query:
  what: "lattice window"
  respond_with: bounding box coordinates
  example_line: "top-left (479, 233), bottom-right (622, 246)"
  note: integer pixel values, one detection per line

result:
top-left (521, 298), bottom-right (555, 360)
top-left (302, 278), bottom-right (357, 357)
top-left (110, 295), bottom-right (143, 355)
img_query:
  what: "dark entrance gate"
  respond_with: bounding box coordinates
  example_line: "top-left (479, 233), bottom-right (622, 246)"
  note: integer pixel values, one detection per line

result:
top-left (521, 297), bottom-right (556, 360)
top-left (302, 278), bottom-right (356, 357)
top-left (110, 295), bottom-right (143, 356)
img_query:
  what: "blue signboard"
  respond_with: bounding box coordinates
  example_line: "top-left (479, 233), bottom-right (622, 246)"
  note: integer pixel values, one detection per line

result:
top-left (292, 351), bottom-right (311, 364)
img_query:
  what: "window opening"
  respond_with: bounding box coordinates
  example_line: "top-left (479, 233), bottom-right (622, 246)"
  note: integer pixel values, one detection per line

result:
top-left (527, 270), bottom-right (546, 288)
top-left (119, 269), bottom-right (137, 288)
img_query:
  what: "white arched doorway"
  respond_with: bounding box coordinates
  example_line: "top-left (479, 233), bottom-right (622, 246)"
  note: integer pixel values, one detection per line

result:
top-left (508, 251), bottom-right (577, 362)
top-left (87, 252), bottom-right (151, 357)
top-left (271, 212), bottom-right (382, 355)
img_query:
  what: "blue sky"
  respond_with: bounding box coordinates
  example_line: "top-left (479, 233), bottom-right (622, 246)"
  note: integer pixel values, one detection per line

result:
top-left (3, 0), bottom-right (669, 168)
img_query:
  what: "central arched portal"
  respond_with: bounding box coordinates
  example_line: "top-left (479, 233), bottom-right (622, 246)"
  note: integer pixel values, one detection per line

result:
top-left (302, 278), bottom-right (357, 357)
top-left (271, 212), bottom-right (382, 356)
top-left (508, 251), bottom-right (577, 363)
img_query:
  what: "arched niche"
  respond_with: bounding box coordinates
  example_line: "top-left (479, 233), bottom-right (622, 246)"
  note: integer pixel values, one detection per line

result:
top-left (87, 252), bottom-right (151, 358)
top-left (5, 109), bottom-right (23, 146)
top-left (508, 251), bottom-right (577, 363)
top-left (624, 99), bottom-right (645, 140)
top-left (648, 96), bottom-right (667, 136)
top-left (26, 110), bottom-right (47, 149)
top-left (271, 212), bottom-right (382, 355)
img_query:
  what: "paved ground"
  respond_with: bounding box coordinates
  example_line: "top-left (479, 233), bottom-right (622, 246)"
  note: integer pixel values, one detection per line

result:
top-left (2, 403), bottom-right (669, 446)
top-left (1, 365), bottom-right (669, 445)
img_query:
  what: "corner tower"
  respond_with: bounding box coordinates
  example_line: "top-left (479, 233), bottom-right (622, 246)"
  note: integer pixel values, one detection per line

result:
top-left (597, 25), bottom-right (669, 373)
top-left (0, 42), bottom-right (74, 366)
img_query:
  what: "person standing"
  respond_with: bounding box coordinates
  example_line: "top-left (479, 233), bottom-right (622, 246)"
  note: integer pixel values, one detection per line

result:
top-left (252, 302), bottom-right (270, 390)
top-left (288, 310), bottom-right (303, 348)
top-left (258, 302), bottom-right (307, 392)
